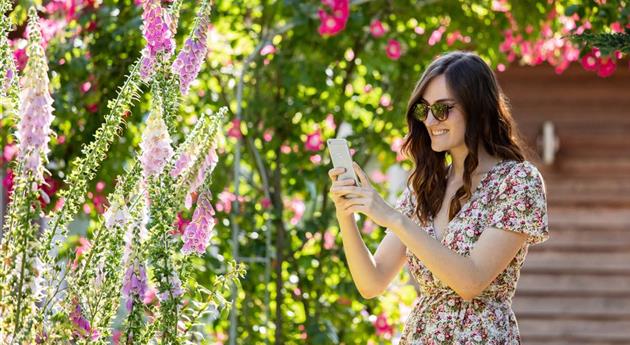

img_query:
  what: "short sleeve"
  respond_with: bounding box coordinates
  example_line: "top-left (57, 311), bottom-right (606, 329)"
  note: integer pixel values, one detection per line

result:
top-left (385, 186), bottom-right (415, 234)
top-left (488, 161), bottom-right (549, 245)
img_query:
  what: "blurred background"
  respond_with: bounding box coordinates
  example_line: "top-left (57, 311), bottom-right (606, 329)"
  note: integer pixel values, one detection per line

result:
top-left (1, 0), bottom-right (629, 344)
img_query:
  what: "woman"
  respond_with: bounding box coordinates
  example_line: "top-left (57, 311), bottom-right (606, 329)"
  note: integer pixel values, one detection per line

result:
top-left (328, 51), bottom-right (549, 344)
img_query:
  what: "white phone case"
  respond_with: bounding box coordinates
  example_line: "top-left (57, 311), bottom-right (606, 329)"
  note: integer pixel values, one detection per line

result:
top-left (327, 139), bottom-right (361, 198)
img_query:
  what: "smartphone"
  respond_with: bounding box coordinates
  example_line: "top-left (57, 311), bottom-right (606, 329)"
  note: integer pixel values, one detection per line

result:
top-left (327, 139), bottom-right (361, 198)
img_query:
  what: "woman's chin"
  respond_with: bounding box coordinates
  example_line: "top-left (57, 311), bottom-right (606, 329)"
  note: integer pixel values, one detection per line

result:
top-left (430, 142), bottom-right (450, 152)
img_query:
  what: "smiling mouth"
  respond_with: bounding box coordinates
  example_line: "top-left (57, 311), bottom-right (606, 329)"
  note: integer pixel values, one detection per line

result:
top-left (430, 129), bottom-right (449, 136)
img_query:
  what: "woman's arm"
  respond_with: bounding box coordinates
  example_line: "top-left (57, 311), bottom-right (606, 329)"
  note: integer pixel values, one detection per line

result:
top-left (337, 161), bottom-right (540, 301)
top-left (388, 214), bottom-right (527, 300)
top-left (337, 211), bottom-right (407, 299)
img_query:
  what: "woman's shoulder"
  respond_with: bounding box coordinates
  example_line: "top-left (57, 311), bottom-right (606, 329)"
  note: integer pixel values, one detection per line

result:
top-left (499, 159), bottom-right (544, 181)
top-left (494, 159), bottom-right (546, 194)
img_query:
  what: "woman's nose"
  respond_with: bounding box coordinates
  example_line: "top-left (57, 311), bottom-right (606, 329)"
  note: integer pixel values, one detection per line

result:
top-left (423, 109), bottom-right (439, 126)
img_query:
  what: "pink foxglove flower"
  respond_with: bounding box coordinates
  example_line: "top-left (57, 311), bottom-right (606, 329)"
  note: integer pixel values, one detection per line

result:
top-left (170, 151), bottom-right (192, 178)
top-left (139, 97), bottom-right (174, 179)
top-left (182, 191), bottom-right (216, 255)
top-left (171, 6), bottom-right (210, 94)
top-left (122, 259), bottom-right (149, 311)
top-left (140, 0), bottom-right (175, 81)
top-left (104, 199), bottom-right (131, 229)
top-left (157, 272), bottom-right (184, 301)
top-left (70, 299), bottom-right (99, 340)
top-left (2, 67), bottom-right (13, 93)
top-left (185, 146), bottom-right (218, 209)
top-left (17, 11), bottom-right (55, 184)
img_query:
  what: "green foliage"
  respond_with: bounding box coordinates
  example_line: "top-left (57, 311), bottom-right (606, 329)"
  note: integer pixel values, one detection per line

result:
top-left (570, 29), bottom-right (630, 55)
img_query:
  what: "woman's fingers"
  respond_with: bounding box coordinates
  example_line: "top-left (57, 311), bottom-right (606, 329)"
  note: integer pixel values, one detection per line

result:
top-left (343, 197), bottom-right (368, 210)
top-left (328, 167), bottom-right (346, 180)
top-left (333, 180), bottom-right (369, 192)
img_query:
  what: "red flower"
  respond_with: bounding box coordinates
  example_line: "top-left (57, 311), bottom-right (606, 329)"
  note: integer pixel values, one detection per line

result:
top-left (580, 50), bottom-right (599, 71)
top-left (305, 129), bottom-right (324, 152)
top-left (261, 197), bottom-right (272, 209)
top-left (86, 103), bottom-right (98, 113)
top-left (369, 19), bottom-right (386, 38)
top-left (2, 143), bottom-right (17, 163)
top-left (374, 312), bottom-right (394, 337)
top-left (227, 119), bottom-right (243, 139)
top-left (597, 57), bottom-right (616, 77)
top-left (385, 39), bottom-right (402, 60)
top-left (317, 0), bottom-right (350, 37)
top-left (2, 169), bottom-right (14, 198)
top-left (171, 212), bottom-right (191, 236)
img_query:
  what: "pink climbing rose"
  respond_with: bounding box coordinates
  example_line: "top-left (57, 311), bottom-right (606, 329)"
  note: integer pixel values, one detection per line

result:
top-left (318, 0), bottom-right (350, 36)
top-left (385, 39), bottom-right (401, 60)
top-left (370, 19), bottom-right (386, 37)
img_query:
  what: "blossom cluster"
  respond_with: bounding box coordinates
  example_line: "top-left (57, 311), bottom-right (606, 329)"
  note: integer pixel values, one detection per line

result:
top-left (1, 1), bottom-right (234, 343)
top-left (157, 272), bottom-right (183, 301)
top-left (181, 190), bottom-right (216, 255)
top-left (139, 95), bottom-right (174, 179)
top-left (317, 0), bottom-right (349, 36)
top-left (171, 2), bottom-right (210, 94)
top-left (580, 47), bottom-right (622, 78)
top-left (16, 8), bottom-right (55, 184)
top-left (70, 300), bottom-right (99, 340)
top-left (185, 146), bottom-right (218, 209)
top-left (122, 259), bottom-right (149, 311)
top-left (139, 0), bottom-right (175, 80)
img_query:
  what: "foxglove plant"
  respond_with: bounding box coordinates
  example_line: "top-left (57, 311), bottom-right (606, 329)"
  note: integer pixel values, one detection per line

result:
top-left (142, 107), bottom-right (226, 343)
top-left (0, 8), bottom-right (54, 343)
top-left (16, 17), bottom-right (55, 185)
top-left (1, 1), bottom-right (244, 343)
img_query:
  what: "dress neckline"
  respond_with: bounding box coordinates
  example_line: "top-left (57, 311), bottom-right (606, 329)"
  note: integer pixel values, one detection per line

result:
top-left (430, 159), bottom-right (509, 242)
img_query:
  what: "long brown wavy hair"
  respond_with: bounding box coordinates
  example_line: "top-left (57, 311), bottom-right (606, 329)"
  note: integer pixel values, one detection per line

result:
top-left (401, 51), bottom-right (526, 225)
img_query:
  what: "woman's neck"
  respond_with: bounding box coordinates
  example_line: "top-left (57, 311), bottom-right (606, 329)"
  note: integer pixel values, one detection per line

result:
top-left (449, 147), bottom-right (499, 181)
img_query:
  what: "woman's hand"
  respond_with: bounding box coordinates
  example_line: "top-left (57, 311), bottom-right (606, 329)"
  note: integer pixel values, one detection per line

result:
top-left (328, 166), bottom-right (360, 217)
top-left (328, 162), bottom-right (398, 228)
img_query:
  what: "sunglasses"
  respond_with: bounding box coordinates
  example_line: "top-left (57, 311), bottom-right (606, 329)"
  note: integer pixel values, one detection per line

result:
top-left (410, 101), bottom-right (456, 122)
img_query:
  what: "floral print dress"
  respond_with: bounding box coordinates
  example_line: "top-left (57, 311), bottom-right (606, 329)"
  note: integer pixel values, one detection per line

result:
top-left (391, 160), bottom-right (549, 345)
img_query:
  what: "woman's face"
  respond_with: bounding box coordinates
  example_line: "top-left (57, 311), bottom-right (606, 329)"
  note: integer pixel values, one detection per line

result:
top-left (420, 74), bottom-right (467, 155)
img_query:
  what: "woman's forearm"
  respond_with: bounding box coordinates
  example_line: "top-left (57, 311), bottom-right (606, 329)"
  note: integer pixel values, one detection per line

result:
top-left (388, 213), bottom-right (481, 300)
top-left (336, 211), bottom-right (383, 298)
